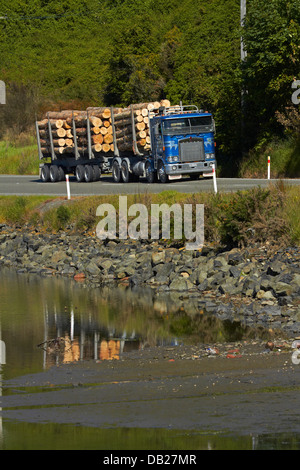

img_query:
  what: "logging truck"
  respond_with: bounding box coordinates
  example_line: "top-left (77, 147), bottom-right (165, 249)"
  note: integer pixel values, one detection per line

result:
top-left (36, 101), bottom-right (216, 184)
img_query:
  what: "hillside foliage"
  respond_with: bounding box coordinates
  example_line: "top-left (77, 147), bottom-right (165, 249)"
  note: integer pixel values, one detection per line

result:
top-left (0, 0), bottom-right (299, 165)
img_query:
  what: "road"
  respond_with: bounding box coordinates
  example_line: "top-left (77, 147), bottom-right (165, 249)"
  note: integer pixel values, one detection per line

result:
top-left (0, 174), bottom-right (300, 196)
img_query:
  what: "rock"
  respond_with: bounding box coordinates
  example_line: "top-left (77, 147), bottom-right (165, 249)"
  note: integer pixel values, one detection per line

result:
top-left (85, 262), bottom-right (100, 275)
top-left (272, 281), bottom-right (295, 297)
top-left (218, 282), bottom-right (240, 295)
top-left (137, 266), bottom-right (154, 282)
top-left (195, 268), bottom-right (207, 285)
top-left (136, 252), bottom-right (152, 265)
top-left (214, 256), bottom-right (227, 268)
top-left (51, 250), bottom-right (69, 264)
top-left (169, 277), bottom-right (191, 291)
top-left (151, 251), bottom-right (165, 265)
top-left (97, 259), bottom-right (114, 270)
top-left (197, 279), bottom-right (208, 292)
top-left (266, 261), bottom-right (285, 276)
top-left (180, 271), bottom-right (190, 278)
top-left (256, 290), bottom-right (276, 301)
top-left (229, 266), bottom-right (241, 278)
top-left (241, 278), bottom-right (259, 297)
top-left (154, 262), bottom-right (174, 278)
top-left (228, 253), bottom-right (244, 266)
top-left (60, 266), bottom-right (76, 276)
top-left (74, 272), bottom-right (85, 280)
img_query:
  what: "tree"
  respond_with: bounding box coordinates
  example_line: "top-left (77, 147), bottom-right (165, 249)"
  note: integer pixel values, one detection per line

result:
top-left (242, 0), bottom-right (300, 149)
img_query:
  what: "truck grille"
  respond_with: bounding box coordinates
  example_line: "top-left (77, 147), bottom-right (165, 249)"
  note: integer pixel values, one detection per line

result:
top-left (179, 138), bottom-right (205, 162)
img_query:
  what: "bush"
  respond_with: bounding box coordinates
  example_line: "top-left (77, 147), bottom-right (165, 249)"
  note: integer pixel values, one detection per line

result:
top-left (215, 185), bottom-right (288, 247)
top-left (55, 205), bottom-right (71, 230)
top-left (2, 196), bottom-right (27, 224)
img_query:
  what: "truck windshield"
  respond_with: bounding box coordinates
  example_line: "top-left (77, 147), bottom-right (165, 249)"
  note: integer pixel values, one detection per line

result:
top-left (162, 116), bottom-right (213, 135)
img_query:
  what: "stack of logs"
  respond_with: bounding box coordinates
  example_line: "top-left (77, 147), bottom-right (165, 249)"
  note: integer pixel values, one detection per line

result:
top-left (37, 100), bottom-right (170, 156)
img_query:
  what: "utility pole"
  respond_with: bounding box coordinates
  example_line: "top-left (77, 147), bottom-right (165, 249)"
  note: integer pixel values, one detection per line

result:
top-left (0, 16), bottom-right (7, 104)
top-left (240, 0), bottom-right (247, 155)
top-left (0, 81), bottom-right (5, 105)
top-left (241, 0), bottom-right (247, 61)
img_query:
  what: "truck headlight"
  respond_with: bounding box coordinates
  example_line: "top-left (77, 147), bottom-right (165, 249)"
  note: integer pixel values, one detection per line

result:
top-left (205, 153), bottom-right (215, 160)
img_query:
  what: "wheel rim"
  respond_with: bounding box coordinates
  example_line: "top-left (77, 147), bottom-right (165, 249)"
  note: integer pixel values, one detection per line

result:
top-left (84, 167), bottom-right (90, 181)
top-left (158, 165), bottom-right (166, 181)
top-left (41, 168), bottom-right (49, 181)
top-left (121, 163), bottom-right (128, 181)
top-left (146, 165), bottom-right (152, 181)
top-left (50, 167), bottom-right (57, 182)
top-left (76, 166), bottom-right (84, 181)
top-left (113, 163), bottom-right (120, 181)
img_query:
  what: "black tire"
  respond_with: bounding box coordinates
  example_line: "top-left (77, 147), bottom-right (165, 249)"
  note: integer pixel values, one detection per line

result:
top-left (92, 165), bottom-right (101, 181)
top-left (49, 165), bottom-right (59, 182)
top-left (58, 166), bottom-right (65, 181)
top-left (158, 162), bottom-right (168, 184)
top-left (84, 164), bottom-right (94, 182)
top-left (121, 160), bottom-right (130, 183)
top-left (112, 160), bottom-right (121, 183)
top-left (75, 165), bottom-right (85, 182)
top-left (40, 165), bottom-right (50, 182)
top-left (145, 162), bottom-right (156, 184)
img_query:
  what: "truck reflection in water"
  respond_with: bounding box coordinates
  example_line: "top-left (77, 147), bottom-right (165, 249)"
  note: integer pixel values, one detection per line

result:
top-left (38, 306), bottom-right (142, 368)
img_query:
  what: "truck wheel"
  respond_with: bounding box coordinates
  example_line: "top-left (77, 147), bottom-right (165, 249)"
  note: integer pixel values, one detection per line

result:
top-left (121, 160), bottom-right (130, 183)
top-left (58, 166), bottom-right (65, 181)
top-left (145, 162), bottom-right (156, 184)
top-left (158, 163), bottom-right (168, 184)
top-left (112, 161), bottom-right (121, 183)
top-left (40, 166), bottom-right (50, 182)
top-left (75, 165), bottom-right (85, 182)
top-left (92, 165), bottom-right (101, 181)
top-left (84, 165), bottom-right (94, 182)
top-left (49, 165), bottom-right (59, 182)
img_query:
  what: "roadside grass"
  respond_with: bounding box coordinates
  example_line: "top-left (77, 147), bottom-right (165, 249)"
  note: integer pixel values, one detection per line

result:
top-left (0, 196), bottom-right (50, 224)
top-left (238, 136), bottom-right (300, 179)
top-left (0, 185), bottom-right (299, 247)
top-left (285, 185), bottom-right (300, 244)
top-left (0, 139), bottom-right (39, 175)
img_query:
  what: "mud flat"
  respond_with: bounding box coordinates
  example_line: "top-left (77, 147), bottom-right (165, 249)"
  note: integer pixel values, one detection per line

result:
top-left (2, 340), bottom-right (300, 437)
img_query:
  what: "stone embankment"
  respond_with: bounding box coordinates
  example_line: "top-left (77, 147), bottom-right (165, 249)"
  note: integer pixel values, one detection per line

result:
top-left (0, 224), bottom-right (299, 336)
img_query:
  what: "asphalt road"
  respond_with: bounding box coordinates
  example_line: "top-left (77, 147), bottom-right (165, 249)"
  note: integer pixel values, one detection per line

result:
top-left (0, 174), bottom-right (300, 196)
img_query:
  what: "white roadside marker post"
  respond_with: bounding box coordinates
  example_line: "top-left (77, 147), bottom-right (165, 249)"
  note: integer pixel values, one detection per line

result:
top-left (66, 174), bottom-right (71, 200)
top-left (212, 164), bottom-right (218, 194)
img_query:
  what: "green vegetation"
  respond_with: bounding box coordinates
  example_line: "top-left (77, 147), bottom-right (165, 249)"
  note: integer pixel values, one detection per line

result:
top-left (0, 139), bottom-right (38, 174)
top-left (0, 0), bottom-right (299, 175)
top-left (238, 136), bottom-right (300, 179)
top-left (0, 185), bottom-right (299, 246)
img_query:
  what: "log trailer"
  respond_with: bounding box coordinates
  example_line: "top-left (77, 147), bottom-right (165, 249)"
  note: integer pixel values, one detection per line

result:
top-left (36, 104), bottom-right (216, 184)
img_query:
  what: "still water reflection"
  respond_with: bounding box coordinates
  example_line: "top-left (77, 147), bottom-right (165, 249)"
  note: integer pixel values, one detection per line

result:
top-left (0, 267), bottom-right (299, 450)
top-left (0, 267), bottom-right (265, 379)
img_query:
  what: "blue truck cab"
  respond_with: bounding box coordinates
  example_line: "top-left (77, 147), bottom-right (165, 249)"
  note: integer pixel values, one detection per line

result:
top-left (145, 105), bottom-right (216, 183)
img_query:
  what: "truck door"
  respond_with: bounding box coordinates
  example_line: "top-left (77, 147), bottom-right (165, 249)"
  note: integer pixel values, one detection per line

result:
top-left (155, 122), bottom-right (164, 158)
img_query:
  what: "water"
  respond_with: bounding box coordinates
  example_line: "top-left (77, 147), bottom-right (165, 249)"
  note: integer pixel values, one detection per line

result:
top-left (0, 267), bottom-right (300, 450)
